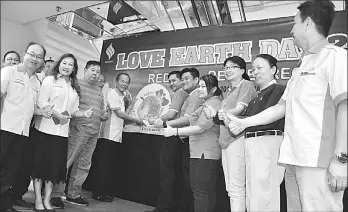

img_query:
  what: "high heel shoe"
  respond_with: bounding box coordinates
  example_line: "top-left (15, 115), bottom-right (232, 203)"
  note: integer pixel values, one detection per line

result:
top-left (43, 205), bottom-right (56, 212)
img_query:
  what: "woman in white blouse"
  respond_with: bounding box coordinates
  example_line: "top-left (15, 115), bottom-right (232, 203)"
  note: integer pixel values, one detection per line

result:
top-left (31, 53), bottom-right (93, 211)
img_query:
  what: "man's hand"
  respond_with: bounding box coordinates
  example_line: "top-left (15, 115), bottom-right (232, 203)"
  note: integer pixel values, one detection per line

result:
top-left (154, 119), bottom-right (164, 128)
top-left (57, 113), bottom-right (71, 125)
top-left (327, 158), bottom-right (347, 192)
top-left (136, 119), bottom-right (144, 126)
top-left (163, 125), bottom-right (176, 137)
top-left (84, 106), bottom-right (94, 119)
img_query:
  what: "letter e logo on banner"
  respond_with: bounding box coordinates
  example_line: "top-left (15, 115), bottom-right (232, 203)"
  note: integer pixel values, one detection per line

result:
top-left (106, 43), bottom-right (115, 60)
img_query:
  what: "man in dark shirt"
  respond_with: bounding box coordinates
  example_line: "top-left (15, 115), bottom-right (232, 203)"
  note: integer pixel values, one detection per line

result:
top-left (147, 71), bottom-right (188, 212)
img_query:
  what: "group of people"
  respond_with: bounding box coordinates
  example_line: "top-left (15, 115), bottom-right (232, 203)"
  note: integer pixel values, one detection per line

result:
top-left (0, 42), bottom-right (144, 212)
top-left (0, 1), bottom-right (346, 212)
top-left (145, 1), bottom-right (347, 212)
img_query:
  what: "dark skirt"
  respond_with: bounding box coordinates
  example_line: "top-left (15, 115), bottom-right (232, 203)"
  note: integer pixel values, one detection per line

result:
top-left (31, 129), bottom-right (68, 185)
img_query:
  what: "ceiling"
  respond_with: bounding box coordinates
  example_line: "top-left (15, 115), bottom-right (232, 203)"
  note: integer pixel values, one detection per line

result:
top-left (0, 1), bottom-right (106, 24)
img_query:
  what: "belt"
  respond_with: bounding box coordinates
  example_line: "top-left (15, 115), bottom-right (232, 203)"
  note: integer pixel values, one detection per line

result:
top-left (245, 130), bottom-right (283, 138)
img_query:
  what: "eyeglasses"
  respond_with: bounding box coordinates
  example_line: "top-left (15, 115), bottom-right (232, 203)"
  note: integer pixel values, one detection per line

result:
top-left (5, 58), bottom-right (19, 62)
top-left (223, 65), bottom-right (241, 71)
top-left (26, 52), bottom-right (43, 60)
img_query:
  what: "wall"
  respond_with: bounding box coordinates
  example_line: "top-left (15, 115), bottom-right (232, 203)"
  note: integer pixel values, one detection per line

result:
top-left (1, 18), bottom-right (100, 77)
top-left (1, 19), bottom-right (34, 62)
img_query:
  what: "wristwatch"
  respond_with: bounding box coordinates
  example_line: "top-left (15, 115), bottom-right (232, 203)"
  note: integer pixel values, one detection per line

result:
top-left (163, 121), bottom-right (167, 128)
top-left (333, 152), bottom-right (348, 163)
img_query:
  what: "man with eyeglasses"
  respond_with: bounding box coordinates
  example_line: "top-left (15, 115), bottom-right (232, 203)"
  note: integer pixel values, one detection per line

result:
top-left (1, 42), bottom-right (52, 212)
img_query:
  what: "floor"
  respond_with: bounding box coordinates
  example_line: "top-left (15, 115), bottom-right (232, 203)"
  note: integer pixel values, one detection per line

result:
top-left (23, 182), bottom-right (155, 212)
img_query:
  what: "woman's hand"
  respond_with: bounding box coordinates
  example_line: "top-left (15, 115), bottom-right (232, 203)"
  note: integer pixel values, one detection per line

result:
top-left (42, 105), bottom-right (54, 119)
top-left (218, 109), bottom-right (226, 122)
top-left (163, 125), bottom-right (177, 137)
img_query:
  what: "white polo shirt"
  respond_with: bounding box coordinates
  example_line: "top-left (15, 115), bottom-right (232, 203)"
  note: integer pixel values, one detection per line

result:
top-left (99, 89), bottom-right (125, 142)
top-left (34, 75), bottom-right (79, 137)
top-left (1, 63), bottom-right (40, 137)
top-left (278, 39), bottom-right (347, 168)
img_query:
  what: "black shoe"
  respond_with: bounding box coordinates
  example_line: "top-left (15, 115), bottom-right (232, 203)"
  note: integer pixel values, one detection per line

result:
top-left (50, 197), bottom-right (65, 209)
top-left (145, 209), bottom-right (167, 212)
top-left (92, 196), bottom-right (113, 202)
top-left (12, 198), bottom-right (34, 211)
top-left (66, 196), bottom-right (89, 206)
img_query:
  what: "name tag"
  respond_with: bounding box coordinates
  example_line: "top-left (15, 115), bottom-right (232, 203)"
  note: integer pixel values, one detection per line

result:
top-left (300, 72), bottom-right (316, 76)
top-left (301, 67), bottom-right (316, 76)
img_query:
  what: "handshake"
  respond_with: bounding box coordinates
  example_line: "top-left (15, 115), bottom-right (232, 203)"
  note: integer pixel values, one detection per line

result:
top-left (204, 106), bottom-right (246, 136)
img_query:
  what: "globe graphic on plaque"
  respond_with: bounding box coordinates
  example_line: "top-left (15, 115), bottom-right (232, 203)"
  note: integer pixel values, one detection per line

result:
top-left (131, 83), bottom-right (171, 121)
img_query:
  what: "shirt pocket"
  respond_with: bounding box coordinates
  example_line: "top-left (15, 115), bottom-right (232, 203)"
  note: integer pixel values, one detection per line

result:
top-left (293, 68), bottom-right (327, 100)
top-left (50, 84), bottom-right (65, 101)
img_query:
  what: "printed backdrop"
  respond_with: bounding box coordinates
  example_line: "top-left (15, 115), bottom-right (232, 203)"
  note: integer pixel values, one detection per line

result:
top-left (101, 11), bottom-right (347, 134)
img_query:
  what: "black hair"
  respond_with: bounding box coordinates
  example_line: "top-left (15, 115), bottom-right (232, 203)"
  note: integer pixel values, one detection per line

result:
top-left (116, 73), bottom-right (131, 83)
top-left (223, 56), bottom-right (250, 81)
top-left (297, 0), bottom-right (335, 37)
top-left (180, 67), bottom-right (200, 79)
top-left (24, 42), bottom-right (46, 59)
top-left (51, 53), bottom-right (80, 96)
top-left (200, 74), bottom-right (222, 98)
top-left (255, 54), bottom-right (278, 78)
top-left (168, 71), bottom-right (181, 79)
top-left (85, 60), bottom-right (101, 69)
top-left (3, 51), bottom-right (21, 62)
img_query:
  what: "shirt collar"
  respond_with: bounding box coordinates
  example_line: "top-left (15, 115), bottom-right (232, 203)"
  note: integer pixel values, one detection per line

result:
top-left (17, 63), bottom-right (39, 81)
top-left (260, 80), bottom-right (277, 91)
top-left (188, 88), bottom-right (198, 96)
top-left (302, 39), bottom-right (329, 58)
top-left (235, 79), bottom-right (244, 88)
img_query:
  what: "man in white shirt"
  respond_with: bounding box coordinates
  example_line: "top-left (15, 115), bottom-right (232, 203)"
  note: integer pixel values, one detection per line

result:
top-left (228, 1), bottom-right (347, 211)
top-left (0, 42), bottom-right (51, 212)
top-left (88, 73), bottom-right (143, 202)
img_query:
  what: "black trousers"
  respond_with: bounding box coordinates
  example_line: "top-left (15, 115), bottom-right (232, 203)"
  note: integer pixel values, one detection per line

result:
top-left (156, 136), bottom-right (182, 211)
top-left (9, 127), bottom-right (38, 201)
top-left (0, 130), bottom-right (28, 210)
top-left (190, 157), bottom-right (219, 212)
top-left (88, 138), bottom-right (123, 197)
top-left (179, 138), bottom-right (194, 212)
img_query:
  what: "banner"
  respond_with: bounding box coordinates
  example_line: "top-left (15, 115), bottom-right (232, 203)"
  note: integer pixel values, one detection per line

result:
top-left (101, 11), bottom-right (347, 134)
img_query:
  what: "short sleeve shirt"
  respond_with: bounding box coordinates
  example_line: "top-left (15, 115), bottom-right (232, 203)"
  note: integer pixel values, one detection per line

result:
top-left (179, 88), bottom-right (205, 118)
top-left (169, 88), bottom-right (188, 119)
top-left (244, 82), bottom-right (286, 133)
top-left (219, 80), bottom-right (257, 148)
top-left (189, 96), bottom-right (222, 160)
top-left (99, 89), bottom-right (125, 142)
top-left (278, 40), bottom-right (347, 168)
top-left (1, 64), bottom-right (40, 137)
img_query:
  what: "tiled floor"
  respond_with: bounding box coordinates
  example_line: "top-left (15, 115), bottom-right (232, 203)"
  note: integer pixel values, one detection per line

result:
top-left (23, 182), bottom-right (154, 212)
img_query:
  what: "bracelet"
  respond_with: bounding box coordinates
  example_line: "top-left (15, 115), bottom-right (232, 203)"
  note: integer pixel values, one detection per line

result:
top-left (176, 128), bottom-right (178, 136)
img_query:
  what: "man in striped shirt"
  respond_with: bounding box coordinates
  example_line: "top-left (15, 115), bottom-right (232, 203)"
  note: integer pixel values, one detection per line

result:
top-left (51, 60), bottom-right (108, 208)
